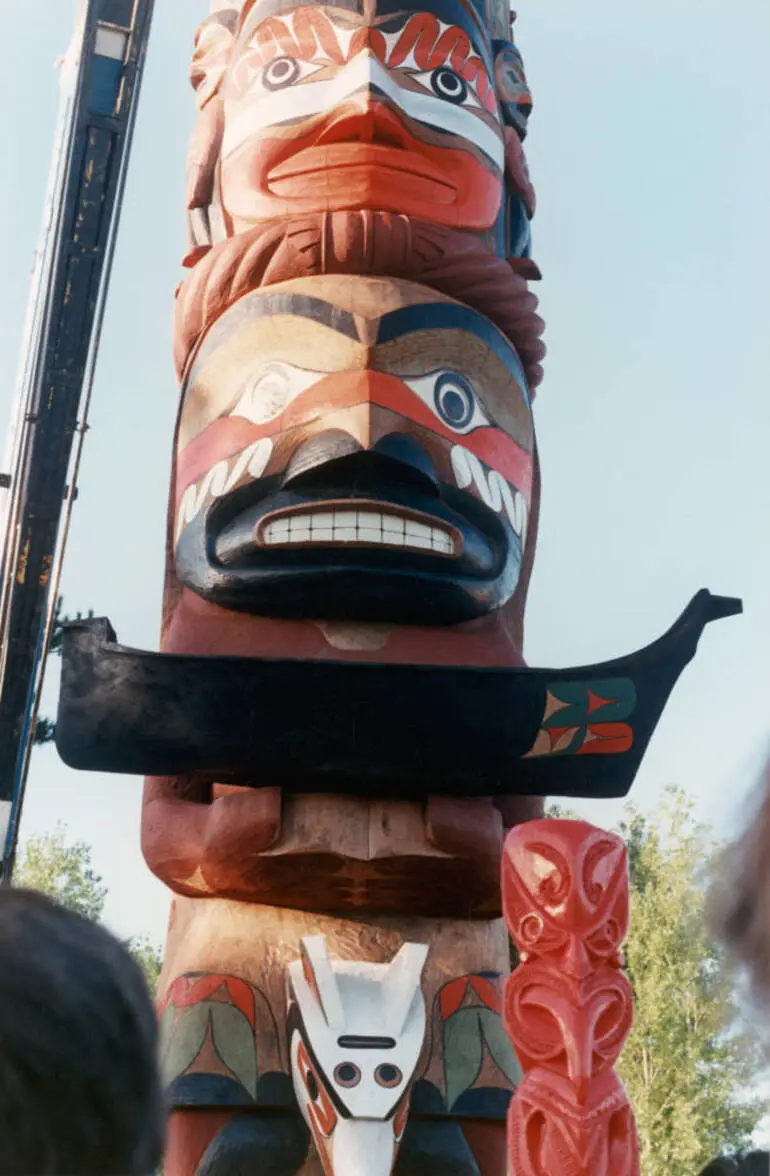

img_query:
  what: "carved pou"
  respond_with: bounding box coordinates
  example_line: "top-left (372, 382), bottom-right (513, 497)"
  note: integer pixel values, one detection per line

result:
top-left (147, 1), bottom-right (544, 1173)
top-left (502, 821), bottom-right (641, 1176)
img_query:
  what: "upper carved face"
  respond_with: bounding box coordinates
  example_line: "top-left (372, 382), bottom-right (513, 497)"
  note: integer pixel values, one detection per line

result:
top-left (503, 822), bottom-right (630, 977)
top-left (188, 0), bottom-right (534, 255)
top-left (173, 274), bottom-right (534, 625)
top-left (221, 4), bottom-right (504, 233)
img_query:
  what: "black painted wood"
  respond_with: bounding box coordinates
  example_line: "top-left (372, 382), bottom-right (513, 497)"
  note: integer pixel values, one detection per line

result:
top-left (55, 591), bottom-right (740, 800)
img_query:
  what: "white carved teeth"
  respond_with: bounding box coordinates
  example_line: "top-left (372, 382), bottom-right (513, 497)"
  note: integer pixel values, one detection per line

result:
top-left (451, 445), bottom-right (528, 549)
top-left (260, 509), bottom-right (456, 555)
top-left (175, 437), bottom-right (274, 544)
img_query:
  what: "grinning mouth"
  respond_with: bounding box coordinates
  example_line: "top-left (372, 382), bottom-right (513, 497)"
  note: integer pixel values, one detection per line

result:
top-left (259, 503), bottom-right (459, 556)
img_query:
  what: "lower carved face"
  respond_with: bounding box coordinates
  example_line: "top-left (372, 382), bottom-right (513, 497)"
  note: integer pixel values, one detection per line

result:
top-left (291, 1036), bottom-right (411, 1176)
top-left (174, 275), bottom-right (533, 625)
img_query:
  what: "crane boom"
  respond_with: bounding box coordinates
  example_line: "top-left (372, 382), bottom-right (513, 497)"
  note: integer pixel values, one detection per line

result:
top-left (0, 0), bottom-right (154, 880)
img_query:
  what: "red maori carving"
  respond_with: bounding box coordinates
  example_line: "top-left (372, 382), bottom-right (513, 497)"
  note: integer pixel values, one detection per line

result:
top-left (502, 819), bottom-right (640, 1176)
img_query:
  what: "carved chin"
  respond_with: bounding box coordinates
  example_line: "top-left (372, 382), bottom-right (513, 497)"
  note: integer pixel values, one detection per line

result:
top-left (317, 622), bottom-right (393, 652)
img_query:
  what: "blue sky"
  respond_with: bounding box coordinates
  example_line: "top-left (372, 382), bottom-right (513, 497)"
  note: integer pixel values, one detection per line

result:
top-left (0, 0), bottom-right (768, 952)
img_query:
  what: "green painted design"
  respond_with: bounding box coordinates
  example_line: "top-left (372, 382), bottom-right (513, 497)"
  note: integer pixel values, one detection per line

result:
top-left (443, 1009), bottom-right (485, 1111)
top-left (161, 1003), bottom-right (210, 1086)
top-left (210, 1003), bottom-right (258, 1100)
top-left (477, 1008), bottom-right (523, 1088)
top-left (541, 678), bottom-right (636, 727)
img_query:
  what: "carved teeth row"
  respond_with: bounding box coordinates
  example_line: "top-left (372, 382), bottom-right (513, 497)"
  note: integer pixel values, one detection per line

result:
top-left (451, 446), bottom-right (528, 548)
top-left (175, 438), bottom-right (274, 544)
top-left (261, 509), bottom-right (456, 554)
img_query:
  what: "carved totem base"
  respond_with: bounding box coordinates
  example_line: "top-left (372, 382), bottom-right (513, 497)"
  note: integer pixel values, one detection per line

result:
top-left (158, 897), bottom-right (521, 1176)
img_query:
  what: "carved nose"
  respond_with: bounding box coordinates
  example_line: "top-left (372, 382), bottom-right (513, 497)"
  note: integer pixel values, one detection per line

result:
top-left (314, 98), bottom-right (413, 149)
top-left (283, 431), bottom-right (363, 484)
top-left (371, 433), bottom-right (439, 488)
top-left (284, 431), bottom-right (439, 497)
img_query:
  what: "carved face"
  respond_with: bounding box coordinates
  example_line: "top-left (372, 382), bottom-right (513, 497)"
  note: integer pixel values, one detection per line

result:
top-left (287, 936), bottom-right (427, 1176)
top-left (216, 3), bottom-right (507, 234)
top-left (502, 822), bottom-right (629, 977)
top-left (509, 1071), bottom-right (640, 1176)
top-left (174, 275), bottom-right (534, 625)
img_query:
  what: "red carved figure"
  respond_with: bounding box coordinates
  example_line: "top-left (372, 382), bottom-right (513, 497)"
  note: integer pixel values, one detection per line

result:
top-left (502, 820), bottom-right (640, 1176)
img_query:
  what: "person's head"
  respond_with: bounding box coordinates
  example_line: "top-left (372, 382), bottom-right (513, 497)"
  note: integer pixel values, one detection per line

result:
top-left (0, 888), bottom-right (163, 1175)
top-left (699, 1154), bottom-right (769, 1176)
top-left (737, 1153), bottom-right (770, 1175)
top-left (710, 755), bottom-right (770, 1017)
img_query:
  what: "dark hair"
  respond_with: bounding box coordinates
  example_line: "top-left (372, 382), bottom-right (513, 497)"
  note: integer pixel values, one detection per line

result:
top-left (0, 888), bottom-right (163, 1176)
top-left (699, 1155), bottom-right (769, 1176)
top-left (710, 756), bottom-right (770, 1015)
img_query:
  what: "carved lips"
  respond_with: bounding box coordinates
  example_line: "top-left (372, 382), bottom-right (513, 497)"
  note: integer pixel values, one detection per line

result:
top-left (173, 276), bottom-right (534, 624)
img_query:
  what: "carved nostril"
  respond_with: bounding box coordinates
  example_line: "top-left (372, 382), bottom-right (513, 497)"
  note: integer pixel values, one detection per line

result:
top-left (372, 434), bottom-right (439, 486)
top-left (283, 431), bottom-right (363, 484)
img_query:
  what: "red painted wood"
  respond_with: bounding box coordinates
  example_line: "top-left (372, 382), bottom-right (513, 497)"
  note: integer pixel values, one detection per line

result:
top-left (502, 819), bottom-right (640, 1176)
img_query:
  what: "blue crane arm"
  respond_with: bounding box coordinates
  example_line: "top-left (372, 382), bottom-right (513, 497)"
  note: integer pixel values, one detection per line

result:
top-left (0, 0), bottom-right (154, 880)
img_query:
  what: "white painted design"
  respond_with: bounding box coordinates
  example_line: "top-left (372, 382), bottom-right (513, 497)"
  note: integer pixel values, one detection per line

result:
top-left (451, 444), bottom-right (528, 547)
top-left (287, 935), bottom-right (428, 1175)
top-left (223, 53), bottom-right (504, 169)
top-left (231, 361), bottom-right (325, 426)
top-left (315, 1118), bottom-right (405, 1176)
top-left (175, 437), bottom-right (273, 543)
top-left (260, 508), bottom-right (456, 555)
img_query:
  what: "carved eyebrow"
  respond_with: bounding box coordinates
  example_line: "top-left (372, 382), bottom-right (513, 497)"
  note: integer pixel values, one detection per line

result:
top-left (377, 303), bottom-right (530, 405)
top-left (191, 292), bottom-right (359, 376)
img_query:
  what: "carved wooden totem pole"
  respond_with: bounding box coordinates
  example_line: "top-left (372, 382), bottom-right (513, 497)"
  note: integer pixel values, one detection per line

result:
top-left (53, 2), bottom-right (741, 1173)
top-left (155, 2), bottom-right (542, 1171)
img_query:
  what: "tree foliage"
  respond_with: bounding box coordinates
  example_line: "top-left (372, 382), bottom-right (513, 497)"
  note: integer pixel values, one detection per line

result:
top-left (14, 826), bottom-right (162, 992)
top-left (15, 826), bottom-right (107, 922)
top-left (616, 788), bottom-right (764, 1175)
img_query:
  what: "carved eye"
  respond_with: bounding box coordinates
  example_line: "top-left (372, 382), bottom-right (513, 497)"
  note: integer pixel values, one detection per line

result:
top-left (430, 66), bottom-right (468, 105)
top-left (263, 56), bottom-right (301, 90)
top-left (230, 361), bottom-right (323, 425)
top-left (403, 371), bottom-right (490, 436)
top-left (434, 372), bottom-right (475, 429)
top-left (375, 1063), bottom-right (403, 1088)
top-left (334, 1062), bottom-right (361, 1088)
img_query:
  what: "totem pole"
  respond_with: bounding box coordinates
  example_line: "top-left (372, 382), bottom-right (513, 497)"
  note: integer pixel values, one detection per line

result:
top-left (53, 2), bottom-right (740, 1173)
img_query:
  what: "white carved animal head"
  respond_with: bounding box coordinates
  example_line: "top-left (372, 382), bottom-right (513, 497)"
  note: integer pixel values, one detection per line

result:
top-left (287, 935), bottom-right (428, 1176)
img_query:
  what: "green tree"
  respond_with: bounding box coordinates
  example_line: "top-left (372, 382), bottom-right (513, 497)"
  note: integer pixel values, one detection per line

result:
top-left (14, 826), bottom-right (162, 992)
top-left (616, 788), bottom-right (764, 1175)
top-left (16, 826), bottom-right (107, 921)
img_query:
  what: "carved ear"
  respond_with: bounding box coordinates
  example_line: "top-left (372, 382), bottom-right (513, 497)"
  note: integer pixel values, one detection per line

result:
top-left (493, 39), bottom-right (533, 141)
top-left (190, 11), bottom-right (239, 109)
top-left (381, 943), bottom-right (428, 1037)
top-left (504, 127), bottom-right (536, 219)
top-left (299, 936), bottom-right (346, 1030)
